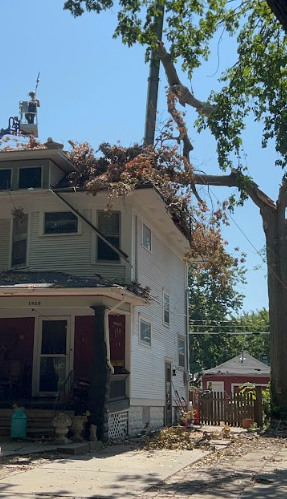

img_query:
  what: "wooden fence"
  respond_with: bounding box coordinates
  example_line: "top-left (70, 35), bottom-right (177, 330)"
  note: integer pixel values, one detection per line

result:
top-left (198, 392), bottom-right (255, 427)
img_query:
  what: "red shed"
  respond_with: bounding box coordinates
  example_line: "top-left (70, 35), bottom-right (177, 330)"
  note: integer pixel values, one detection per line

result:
top-left (202, 351), bottom-right (270, 395)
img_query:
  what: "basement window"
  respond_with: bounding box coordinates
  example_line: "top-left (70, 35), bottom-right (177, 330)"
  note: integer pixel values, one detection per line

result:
top-left (11, 214), bottom-right (28, 267)
top-left (0, 169), bottom-right (11, 190)
top-left (97, 211), bottom-right (120, 262)
top-left (44, 212), bottom-right (78, 234)
top-left (19, 167), bottom-right (42, 189)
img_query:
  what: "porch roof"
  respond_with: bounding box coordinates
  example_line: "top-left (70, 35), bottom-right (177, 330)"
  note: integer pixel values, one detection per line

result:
top-left (0, 271), bottom-right (149, 304)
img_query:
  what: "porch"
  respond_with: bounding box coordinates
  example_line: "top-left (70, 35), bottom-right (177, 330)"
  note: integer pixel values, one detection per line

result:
top-left (0, 304), bottom-right (131, 438)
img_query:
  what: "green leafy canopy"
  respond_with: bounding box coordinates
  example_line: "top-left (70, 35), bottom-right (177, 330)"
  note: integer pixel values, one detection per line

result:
top-left (64, 0), bottom-right (287, 178)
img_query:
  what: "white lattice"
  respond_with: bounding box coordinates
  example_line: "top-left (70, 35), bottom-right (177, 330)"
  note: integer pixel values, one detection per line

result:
top-left (108, 411), bottom-right (128, 440)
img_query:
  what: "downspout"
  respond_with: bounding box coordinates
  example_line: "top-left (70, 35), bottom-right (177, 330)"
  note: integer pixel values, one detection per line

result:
top-left (104, 295), bottom-right (126, 374)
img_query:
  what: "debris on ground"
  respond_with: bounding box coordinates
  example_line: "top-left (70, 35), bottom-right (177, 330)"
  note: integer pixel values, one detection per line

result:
top-left (141, 425), bottom-right (234, 451)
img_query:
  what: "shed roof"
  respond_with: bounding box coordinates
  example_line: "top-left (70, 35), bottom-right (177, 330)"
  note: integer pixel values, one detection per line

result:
top-left (203, 351), bottom-right (270, 376)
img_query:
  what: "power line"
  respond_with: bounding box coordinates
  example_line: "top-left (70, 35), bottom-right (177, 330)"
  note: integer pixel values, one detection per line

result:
top-left (189, 331), bottom-right (270, 335)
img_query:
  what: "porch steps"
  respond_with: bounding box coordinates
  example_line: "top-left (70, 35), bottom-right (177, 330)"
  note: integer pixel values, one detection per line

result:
top-left (0, 409), bottom-right (75, 438)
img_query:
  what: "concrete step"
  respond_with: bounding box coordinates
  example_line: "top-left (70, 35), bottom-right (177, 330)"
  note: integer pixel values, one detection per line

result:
top-left (0, 409), bottom-right (75, 437)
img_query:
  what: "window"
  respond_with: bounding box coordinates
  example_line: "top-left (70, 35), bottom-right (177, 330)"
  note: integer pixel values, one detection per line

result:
top-left (163, 292), bottom-right (170, 326)
top-left (140, 319), bottom-right (151, 346)
top-left (19, 167), bottom-right (42, 189)
top-left (44, 212), bottom-right (78, 234)
top-left (142, 223), bottom-right (151, 251)
top-left (178, 336), bottom-right (186, 369)
top-left (11, 214), bottom-right (28, 267)
top-left (0, 169), bottom-right (11, 190)
top-left (97, 211), bottom-right (120, 261)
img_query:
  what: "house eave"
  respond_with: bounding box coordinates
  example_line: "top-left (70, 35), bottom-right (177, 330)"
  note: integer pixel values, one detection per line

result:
top-left (0, 148), bottom-right (76, 172)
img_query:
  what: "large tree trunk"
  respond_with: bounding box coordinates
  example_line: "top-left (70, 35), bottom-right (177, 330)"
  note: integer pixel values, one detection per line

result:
top-left (266, 0), bottom-right (287, 34)
top-left (262, 191), bottom-right (287, 413)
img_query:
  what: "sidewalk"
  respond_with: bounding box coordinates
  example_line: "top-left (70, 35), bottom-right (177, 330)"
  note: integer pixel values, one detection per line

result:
top-left (139, 436), bottom-right (287, 499)
top-left (0, 433), bottom-right (285, 498)
top-left (0, 445), bottom-right (209, 498)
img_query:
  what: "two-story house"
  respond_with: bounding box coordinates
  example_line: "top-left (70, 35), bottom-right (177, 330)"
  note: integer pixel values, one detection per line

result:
top-left (0, 141), bottom-right (190, 441)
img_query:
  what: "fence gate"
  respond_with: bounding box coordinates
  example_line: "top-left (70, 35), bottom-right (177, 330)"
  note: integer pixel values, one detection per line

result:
top-left (198, 392), bottom-right (255, 427)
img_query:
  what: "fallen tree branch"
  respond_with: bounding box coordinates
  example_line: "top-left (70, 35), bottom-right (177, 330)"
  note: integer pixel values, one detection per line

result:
top-left (157, 42), bottom-right (215, 116)
top-left (193, 172), bottom-right (276, 212)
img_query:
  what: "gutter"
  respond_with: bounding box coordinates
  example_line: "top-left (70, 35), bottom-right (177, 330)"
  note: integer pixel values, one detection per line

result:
top-left (49, 189), bottom-right (130, 264)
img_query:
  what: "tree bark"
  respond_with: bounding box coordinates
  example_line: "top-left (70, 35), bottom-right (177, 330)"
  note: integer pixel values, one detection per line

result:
top-left (266, 0), bottom-right (287, 34)
top-left (192, 173), bottom-right (287, 413)
top-left (262, 186), bottom-right (287, 412)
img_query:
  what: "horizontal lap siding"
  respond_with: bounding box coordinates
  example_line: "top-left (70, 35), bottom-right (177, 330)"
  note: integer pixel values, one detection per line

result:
top-left (29, 210), bottom-right (126, 282)
top-left (0, 219), bottom-right (10, 271)
top-left (49, 165), bottom-right (65, 188)
top-left (130, 215), bottom-right (187, 405)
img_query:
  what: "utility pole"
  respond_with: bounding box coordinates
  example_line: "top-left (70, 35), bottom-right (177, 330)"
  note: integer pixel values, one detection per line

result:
top-left (143, 4), bottom-right (164, 146)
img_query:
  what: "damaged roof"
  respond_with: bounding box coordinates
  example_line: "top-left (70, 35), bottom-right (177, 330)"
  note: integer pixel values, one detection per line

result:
top-left (0, 271), bottom-right (150, 300)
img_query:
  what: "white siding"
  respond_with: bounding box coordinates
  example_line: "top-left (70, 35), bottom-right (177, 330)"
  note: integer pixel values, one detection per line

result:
top-left (130, 212), bottom-right (188, 409)
top-left (49, 164), bottom-right (65, 188)
top-left (0, 219), bottom-right (10, 270)
top-left (29, 209), bottom-right (126, 281)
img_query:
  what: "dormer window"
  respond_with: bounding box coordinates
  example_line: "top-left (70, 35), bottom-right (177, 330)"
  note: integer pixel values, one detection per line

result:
top-left (19, 167), bottom-right (42, 189)
top-left (0, 169), bottom-right (11, 190)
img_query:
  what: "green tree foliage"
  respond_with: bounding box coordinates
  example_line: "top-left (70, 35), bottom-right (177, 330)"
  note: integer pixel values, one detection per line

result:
top-left (189, 273), bottom-right (270, 372)
top-left (63, 0), bottom-right (287, 411)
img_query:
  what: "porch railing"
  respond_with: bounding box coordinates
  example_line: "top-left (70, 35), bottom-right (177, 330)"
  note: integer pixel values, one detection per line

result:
top-left (55, 370), bottom-right (74, 406)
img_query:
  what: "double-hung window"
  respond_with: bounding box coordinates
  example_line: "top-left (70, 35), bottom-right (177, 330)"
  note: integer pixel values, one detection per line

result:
top-left (140, 319), bottom-right (151, 346)
top-left (163, 292), bottom-right (170, 326)
top-left (11, 214), bottom-right (28, 267)
top-left (97, 211), bottom-right (120, 262)
top-left (178, 336), bottom-right (186, 369)
top-left (142, 223), bottom-right (151, 251)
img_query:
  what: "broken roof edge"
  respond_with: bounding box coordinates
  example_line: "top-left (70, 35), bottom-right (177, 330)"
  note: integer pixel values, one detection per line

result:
top-left (53, 183), bottom-right (192, 244)
top-left (0, 271), bottom-right (151, 305)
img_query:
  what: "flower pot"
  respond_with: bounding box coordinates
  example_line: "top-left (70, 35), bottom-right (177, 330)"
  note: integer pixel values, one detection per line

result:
top-left (242, 418), bottom-right (253, 429)
top-left (71, 416), bottom-right (87, 442)
top-left (52, 412), bottom-right (72, 444)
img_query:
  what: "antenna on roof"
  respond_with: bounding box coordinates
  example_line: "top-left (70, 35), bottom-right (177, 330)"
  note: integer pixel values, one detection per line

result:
top-left (0, 74), bottom-right (40, 139)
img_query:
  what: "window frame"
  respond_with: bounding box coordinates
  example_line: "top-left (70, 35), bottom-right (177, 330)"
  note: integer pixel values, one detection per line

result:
top-left (0, 169), bottom-right (11, 191)
top-left (142, 222), bottom-right (152, 252)
top-left (18, 166), bottom-right (43, 189)
top-left (10, 214), bottom-right (29, 269)
top-left (163, 291), bottom-right (170, 327)
top-left (178, 335), bottom-right (186, 370)
top-left (139, 317), bottom-right (152, 347)
top-left (42, 211), bottom-right (80, 236)
top-left (96, 210), bottom-right (121, 264)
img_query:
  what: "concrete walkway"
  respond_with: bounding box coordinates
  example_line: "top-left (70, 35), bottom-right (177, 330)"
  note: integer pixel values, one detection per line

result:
top-left (0, 445), bottom-right (208, 498)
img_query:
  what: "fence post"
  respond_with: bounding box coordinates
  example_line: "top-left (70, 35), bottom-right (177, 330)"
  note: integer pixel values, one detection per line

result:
top-left (254, 386), bottom-right (263, 427)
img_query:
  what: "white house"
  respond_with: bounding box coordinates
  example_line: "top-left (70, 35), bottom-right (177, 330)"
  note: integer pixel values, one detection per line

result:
top-left (0, 142), bottom-right (190, 440)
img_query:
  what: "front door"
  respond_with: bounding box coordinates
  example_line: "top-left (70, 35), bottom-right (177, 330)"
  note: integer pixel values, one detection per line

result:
top-left (35, 318), bottom-right (71, 396)
top-left (165, 362), bottom-right (172, 426)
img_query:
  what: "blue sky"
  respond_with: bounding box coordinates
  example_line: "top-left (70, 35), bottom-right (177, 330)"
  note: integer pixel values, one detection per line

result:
top-left (0, 0), bottom-right (281, 313)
